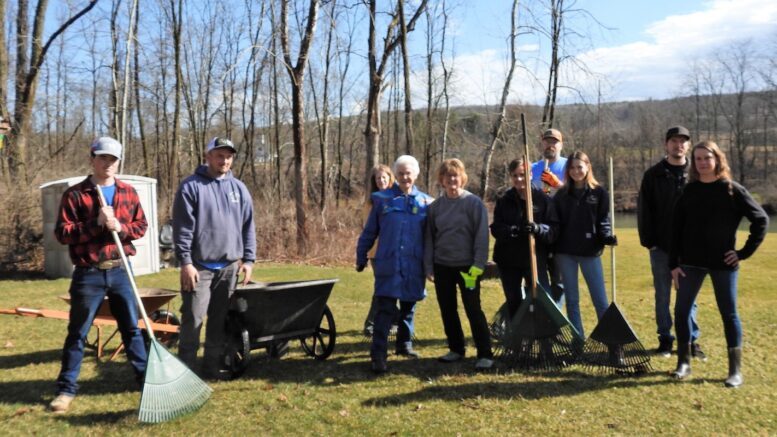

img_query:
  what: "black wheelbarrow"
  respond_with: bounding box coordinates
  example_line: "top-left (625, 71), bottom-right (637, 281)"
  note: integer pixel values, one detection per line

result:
top-left (222, 279), bottom-right (338, 378)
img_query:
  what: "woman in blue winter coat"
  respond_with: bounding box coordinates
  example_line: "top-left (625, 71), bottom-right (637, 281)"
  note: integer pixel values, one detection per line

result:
top-left (356, 155), bottom-right (433, 374)
top-left (553, 151), bottom-right (618, 338)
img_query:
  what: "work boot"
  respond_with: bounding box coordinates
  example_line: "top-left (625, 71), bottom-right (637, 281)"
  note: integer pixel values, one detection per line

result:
top-left (396, 347), bottom-right (420, 359)
top-left (672, 342), bottom-right (692, 379)
top-left (608, 344), bottom-right (626, 367)
top-left (691, 342), bottom-right (707, 361)
top-left (655, 339), bottom-right (673, 358)
top-left (371, 358), bottom-right (388, 374)
top-left (48, 393), bottom-right (75, 414)
top-left (724, 347), bottom-right (743, 388)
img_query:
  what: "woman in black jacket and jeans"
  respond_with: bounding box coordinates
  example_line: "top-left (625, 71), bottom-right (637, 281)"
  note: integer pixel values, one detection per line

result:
top-left (490, 157), bottom-right (559, 317)
top-left (553, 151), bottom-right (617, 338)
top-left (670, 141), bottom-right (768, 387)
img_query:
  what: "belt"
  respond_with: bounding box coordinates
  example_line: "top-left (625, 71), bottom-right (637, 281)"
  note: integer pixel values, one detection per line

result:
top-left (94, 259), bottom-right (123, 270)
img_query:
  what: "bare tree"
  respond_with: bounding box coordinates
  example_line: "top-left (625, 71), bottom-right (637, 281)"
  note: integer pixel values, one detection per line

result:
top-left (8, 0), bottom-right (98, 182)
top-left (364, 0), bottom-right (427, 196)
top-left (479, 0), bottom-right (519, 198)
top-left (0, 0), bottom-right (8, 119)
top-left (398, 0), bottom-right (414, 156)
top-left (280, 0), bottom-right (320, 253)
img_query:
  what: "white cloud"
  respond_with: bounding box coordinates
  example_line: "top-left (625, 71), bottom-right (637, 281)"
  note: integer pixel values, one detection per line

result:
top-left (449, 0), bottom-right (777, 104)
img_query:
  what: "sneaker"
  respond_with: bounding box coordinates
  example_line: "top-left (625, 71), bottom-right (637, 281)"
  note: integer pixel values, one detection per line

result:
top-left (438, 351), bottom-right (463, 363)
top-left (371, 358), bottom-right (388, 374)
top-left (48, 394), bottom-right (74, 414)
top-left (475, 358), bottom-right (494, 370)
top-left (655, 339), bottom-right (673, 358)
top-left (363, 325), bottom-right (374, 338)
top-left (691, 342), bottom-right (707, 362)
top-left (396, 348), bottom-right (420, 359)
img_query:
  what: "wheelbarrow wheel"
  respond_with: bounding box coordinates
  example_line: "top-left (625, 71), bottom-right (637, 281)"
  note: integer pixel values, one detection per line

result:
top-left (148, 309), bottom-right (181, 348)
top-left (224, 327), bottom-right (251, 379)
top-left (300, 305), bottom-right (336, 360)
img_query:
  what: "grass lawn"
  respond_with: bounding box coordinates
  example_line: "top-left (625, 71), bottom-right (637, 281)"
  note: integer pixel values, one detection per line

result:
top-left (1, 228), bottom-right (776, 434)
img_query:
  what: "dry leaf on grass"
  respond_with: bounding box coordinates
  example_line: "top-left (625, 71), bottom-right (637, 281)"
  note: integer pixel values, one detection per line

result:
top-left (13, 407), bottom-right (31, 417)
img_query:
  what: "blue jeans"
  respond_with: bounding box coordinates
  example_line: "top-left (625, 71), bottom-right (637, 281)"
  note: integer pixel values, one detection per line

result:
top-left (56, 266), bottom-right (147, 395)
top-left (650, 248), bottom-right (700, 343)
top-left (555, 254), bottom-right (610, 337)
top-left (675, 265), bottom-right (740, 347)
top-left (370, 296), bottom-right (416, 361)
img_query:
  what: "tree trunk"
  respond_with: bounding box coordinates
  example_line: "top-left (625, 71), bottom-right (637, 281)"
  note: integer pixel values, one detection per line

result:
top-left (280, 0), bottom-right (320, 254)
top-left (10, 0), bottom-right (98, 182)
top-left (479, 0), bottom-right (519, 198)
top-left (399, 0), bottom-right (414, 156)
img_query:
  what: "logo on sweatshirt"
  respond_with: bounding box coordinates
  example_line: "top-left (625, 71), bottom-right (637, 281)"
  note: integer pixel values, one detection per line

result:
top-left (228, 191), bottom-right (241, 203)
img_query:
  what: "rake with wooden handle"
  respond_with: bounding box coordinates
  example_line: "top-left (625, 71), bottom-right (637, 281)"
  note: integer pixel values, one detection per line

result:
top-left (94, 182), bottom-right (212, 423)
top-left (580, 157), bottom-right (652, 375)
top-left (499, 114), bottom-right (583, 370)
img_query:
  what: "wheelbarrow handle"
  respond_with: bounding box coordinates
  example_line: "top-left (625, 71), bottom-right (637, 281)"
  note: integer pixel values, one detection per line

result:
top-left (93, 182), bottom-right (156, 338)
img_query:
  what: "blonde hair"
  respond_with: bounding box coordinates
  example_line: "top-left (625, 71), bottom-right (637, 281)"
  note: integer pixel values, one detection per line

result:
top-left (689, 141), bottom-right (732, 182)
top-left (563, 150), bottom-right (599, 192)
top-left (437, 158), bottom-right (468, 187)
top-left (370, 164), bottom-right (395, 193)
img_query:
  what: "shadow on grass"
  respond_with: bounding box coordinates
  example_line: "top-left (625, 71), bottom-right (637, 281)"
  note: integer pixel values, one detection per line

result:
top-left (0, 348), bottom-right (61, 369)
top-left (362, 372), bottom-right (678, 406)
top-left (0, 360), bottom-right (142, 406)
top-left (57, 409), bottom-right (136, 426)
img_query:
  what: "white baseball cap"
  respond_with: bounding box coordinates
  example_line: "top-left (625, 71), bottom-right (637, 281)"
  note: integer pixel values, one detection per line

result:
top-left (90, 137), bottom-right (122, 159)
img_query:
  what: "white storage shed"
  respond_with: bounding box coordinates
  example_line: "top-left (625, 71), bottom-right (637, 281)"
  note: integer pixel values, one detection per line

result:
top-left (40, 175), bottom-right (160, 278)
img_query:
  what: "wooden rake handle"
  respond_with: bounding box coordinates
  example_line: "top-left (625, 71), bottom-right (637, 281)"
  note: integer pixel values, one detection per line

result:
top-left (521, 113), bottom-right (539, 299)
top-left (93, 181), bottom-right (156, 338)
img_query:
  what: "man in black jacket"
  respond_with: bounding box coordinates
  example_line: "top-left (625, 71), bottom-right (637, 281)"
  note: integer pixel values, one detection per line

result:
top-left (637, 126), bottom-right (704, 359)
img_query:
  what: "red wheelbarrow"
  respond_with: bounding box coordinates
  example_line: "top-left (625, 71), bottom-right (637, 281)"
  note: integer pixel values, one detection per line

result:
top-left (0, 288), bottom-right (181, 361)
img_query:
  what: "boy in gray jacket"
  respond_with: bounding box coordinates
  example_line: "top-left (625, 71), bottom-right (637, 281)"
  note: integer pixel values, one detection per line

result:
top-left (173, 137), bottom-right (256, 379)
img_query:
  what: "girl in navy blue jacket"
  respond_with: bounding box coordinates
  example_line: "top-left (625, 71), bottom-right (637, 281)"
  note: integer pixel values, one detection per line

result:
top-left (553, 151), bottom-right (617, 338)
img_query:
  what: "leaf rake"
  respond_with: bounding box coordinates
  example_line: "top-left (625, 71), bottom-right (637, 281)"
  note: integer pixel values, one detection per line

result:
top-left (580, 157), bottom-right (652, 376)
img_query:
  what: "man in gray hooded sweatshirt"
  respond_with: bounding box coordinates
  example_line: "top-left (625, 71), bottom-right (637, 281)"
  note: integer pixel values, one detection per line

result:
top-left (173, 137), bottom-right (256, 379)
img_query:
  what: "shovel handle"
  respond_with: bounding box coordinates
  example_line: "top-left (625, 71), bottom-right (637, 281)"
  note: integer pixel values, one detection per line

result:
top-left (94, 181), bottom-right (156, 337)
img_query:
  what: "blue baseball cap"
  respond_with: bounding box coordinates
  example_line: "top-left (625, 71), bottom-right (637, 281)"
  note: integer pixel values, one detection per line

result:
top-left (206, 137), bottom-right (237, 154)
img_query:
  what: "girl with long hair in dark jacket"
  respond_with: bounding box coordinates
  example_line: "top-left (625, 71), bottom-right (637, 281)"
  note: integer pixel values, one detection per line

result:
top-left (553, 151), bottom-right (617, 338)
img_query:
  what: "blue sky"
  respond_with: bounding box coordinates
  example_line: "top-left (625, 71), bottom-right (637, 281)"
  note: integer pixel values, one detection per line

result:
top-left (432, 0), bottom-right (777, 105)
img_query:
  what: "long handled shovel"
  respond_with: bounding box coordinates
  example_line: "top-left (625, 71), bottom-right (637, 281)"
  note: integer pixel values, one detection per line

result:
top-left (580, 157), bottom-right (652, 375)
top-left (94, 184), bottom-right (212, 423)
top-left (500, 114), bottom-right (583, 370)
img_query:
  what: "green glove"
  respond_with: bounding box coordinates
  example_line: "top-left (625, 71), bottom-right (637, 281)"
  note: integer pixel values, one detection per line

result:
top-left (460, 266), bottom-right (484, 290)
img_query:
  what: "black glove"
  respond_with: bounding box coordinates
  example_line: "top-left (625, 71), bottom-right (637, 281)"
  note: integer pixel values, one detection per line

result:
top-left (356, 263), bottom-right (366, 272)
top-left (509, 225), bottom-right (520, 238)
top-left (523, 221), bottom-right (541, 235)
top-left (601, 235), bottom-right (618, 246)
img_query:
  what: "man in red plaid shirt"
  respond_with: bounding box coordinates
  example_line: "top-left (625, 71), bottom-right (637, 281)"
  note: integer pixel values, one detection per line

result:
top-left (49, 137), bottom-right (148, 414)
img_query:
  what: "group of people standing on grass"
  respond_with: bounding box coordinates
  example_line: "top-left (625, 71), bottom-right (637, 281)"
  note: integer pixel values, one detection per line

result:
top-left (46, 122), bottom-right (768, 414)
top-left (355, 126), bottom-right (768, 389)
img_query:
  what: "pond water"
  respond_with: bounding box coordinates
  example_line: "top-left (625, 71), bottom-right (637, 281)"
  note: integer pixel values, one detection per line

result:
top-left (614, 213), bottom-right (777, 232)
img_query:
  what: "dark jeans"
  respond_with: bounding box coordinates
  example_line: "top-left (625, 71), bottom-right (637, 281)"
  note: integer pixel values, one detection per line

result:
top-left (56, 265), bottom-right (147, 395)
top-left (433, 264), bottom-right (493, 359)
top-left (675, 265), bottom-right (740, 348)
top-left (497, 265), bottom-right (530, 317)
top-left (650, 248), bottom-right (700, 343)
top-left (370, 296), bottom-right (416, 361)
